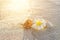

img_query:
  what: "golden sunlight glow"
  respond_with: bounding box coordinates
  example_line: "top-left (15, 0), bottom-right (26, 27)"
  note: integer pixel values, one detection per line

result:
top-left (6, 0), bottom-right (30, 11)
top-left (0, 0), bottom-right (34, 20)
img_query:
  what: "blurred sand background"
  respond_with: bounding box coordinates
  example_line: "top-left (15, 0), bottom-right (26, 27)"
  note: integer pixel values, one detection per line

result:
top-left (0, 0), bottom-right (60, 40)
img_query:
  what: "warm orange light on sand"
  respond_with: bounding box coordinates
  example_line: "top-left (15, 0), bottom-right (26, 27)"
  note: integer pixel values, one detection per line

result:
top-left (0, 0), bottom-right (33, 20)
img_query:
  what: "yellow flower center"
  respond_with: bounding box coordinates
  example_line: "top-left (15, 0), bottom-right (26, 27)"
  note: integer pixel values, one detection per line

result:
top-left (36, 20), bottom-right (42, 26)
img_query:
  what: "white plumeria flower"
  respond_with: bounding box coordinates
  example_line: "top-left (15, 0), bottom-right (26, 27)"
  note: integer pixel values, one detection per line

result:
top-left (31, 16), bottom-right (47, 31)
